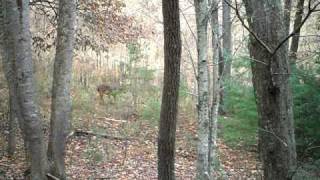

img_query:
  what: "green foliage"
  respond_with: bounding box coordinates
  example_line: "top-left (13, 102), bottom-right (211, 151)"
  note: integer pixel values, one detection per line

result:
top-left (219, 80), bottom-right (258, 148)
top-left (179, 79), bottom-right (189, 99)
top-left (72, 86), bottom-right (96, 116)
top-left (127, 42), bottom-right (142, 64)
top-left (140, 97), bottom-right (161, 125)
top-left (291, 65), bottom-right (320, 158)
top-left (224, 80), bottom-right (258, 122)
top-left (293, 159), bottom-right (320, 180)
top-left (135, 67), bottom-right (156, 82)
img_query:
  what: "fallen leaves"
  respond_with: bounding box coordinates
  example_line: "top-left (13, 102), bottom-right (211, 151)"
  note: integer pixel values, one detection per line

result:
top-left (0, 112), bottom-right (263, 179)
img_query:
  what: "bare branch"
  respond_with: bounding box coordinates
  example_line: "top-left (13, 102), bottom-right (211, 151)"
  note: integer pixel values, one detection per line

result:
top-left (225, 0), bottom-right (320, 56)
top-left (182, 32), bottom-right (198, 81)
top-left (272, 0), bottom-right (320, 56)
top-left (179, 8), bottom-right (197, 41)
top-left (224, 0), bottom-right (273, 54)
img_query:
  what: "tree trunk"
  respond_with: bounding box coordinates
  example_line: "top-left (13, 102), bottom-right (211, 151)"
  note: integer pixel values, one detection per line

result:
top-left (7, 96), bottom-right (17, 156)
top-left (0, 0), bottom-right (15, 157)
top-left (222, 0), bottom-right (232, 78)
top-left (0, 0), bottom-right (29, 160)
top-left (47, 0), bottom-right (76, 179)
top-left (194, 0), bottom-right (210, 179)
top-left (219, 0), bottom-right (233, 114)
top-left (284, 0), bottom-right (292, 37)
top-left (243, 0), bottom-right (297, 179)
top-left (6, 0), bottom-right (48, 179)
top-left (157, 0), bottom-right (181, 179)
top-left (208, 0), bottom-right (220, 176)
top-left (289, 0), bottom-right (305, 62)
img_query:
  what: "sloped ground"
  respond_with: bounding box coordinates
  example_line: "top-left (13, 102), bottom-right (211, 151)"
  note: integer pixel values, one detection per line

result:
top-left (0, 112), bottom-right (263, 179)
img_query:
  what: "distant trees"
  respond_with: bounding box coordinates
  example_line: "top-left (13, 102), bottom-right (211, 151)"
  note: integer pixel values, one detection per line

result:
top-left (157, 0), bottom-right (181, 179)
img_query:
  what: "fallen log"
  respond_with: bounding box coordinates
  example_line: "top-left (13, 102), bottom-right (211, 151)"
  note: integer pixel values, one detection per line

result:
top-left (71, 129), bottom-right (134, 141)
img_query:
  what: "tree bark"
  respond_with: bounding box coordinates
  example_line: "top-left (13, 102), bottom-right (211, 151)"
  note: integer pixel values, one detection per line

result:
top-left (219, 0), bottom-right (233, 114)
top-left (157, 0), bottom-right (181, 179)
top-left (0, 0), bottom-right (29, 161)
top-left (194, 0), bottom-right (210, 179)
top-left (5, 0), bottom-right (48, 179)
top-left (222, 0), bottom-right (232, 78)
top-left (208, 0), bottom-right (220, 176)
top-left (284, 0), bottom-right (292, 37)
top-left (243, 0), bottom-right (297, 179)
top-left (289, 0), bottom-right (305, 62)
top-left (0, 0), bottom-right (15, 157)
top-left (7, 96), bottom-right (17, 156)
top-left (47, 0), bottom-right (76, 179)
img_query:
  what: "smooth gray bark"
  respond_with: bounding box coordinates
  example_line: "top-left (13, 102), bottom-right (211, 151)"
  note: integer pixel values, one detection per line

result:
top-left (157, 0), bottom-right (181, 179)
top-left (194, 0), bottom-right (210, 179)
top-left (243, 0), bottom-right (297, 179)
top-left (6, 0), bottom-right (48, 179)
top-left (47, 0), bottom-right (76, 179)
top-left (208, 0), bottom-right (220, 176)
top-left (0, 0), bottom-right (16, 157)
top-left (0, 0), bottom-right (29, 160)
top-left (219, 0), bottom-right (233, 114)
top-left (222, 0), bottom-right (232, 78)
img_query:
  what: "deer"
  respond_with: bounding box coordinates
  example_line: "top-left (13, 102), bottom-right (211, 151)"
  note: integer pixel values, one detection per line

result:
top-left (96, 83), bottom-right (123, 101)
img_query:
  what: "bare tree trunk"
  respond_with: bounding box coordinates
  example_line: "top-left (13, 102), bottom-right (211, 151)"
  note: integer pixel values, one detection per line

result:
top-left (47, 0), bottom-right (76, 179)
top-left (0, 0), bottom-right (29, 160)
top-left (220, 0), bottom-right (233, 114)
top-left (7, 96), bottom-right (17, 156)
top-left (4, 0), bottom-right (48, 179)
top-left (284, 0), bottom-right (292, 37)
top-left (157, 0), bottom-right (181, 179)
top-left (0, 0), bottom-right (15, 156)
top-left (208, 0), bottom-right (220, 176)
top-left (194, 0), bottom-right (210, 179)
top-left (243, 0), bottom-right (297, 179)
top-left (222, 0), bottom-right (232, 78)
top-left (289, 0), bottom-right (305, 62)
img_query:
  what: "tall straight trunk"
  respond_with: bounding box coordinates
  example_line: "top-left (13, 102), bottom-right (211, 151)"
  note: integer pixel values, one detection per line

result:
top-left (220, 0), bottom-right (232, 114)
top-left (0, 0), bottom-right (15, 156)
top-left (208, 0), bottom-right (220, 175)
top-left (243, 0), bottom-right (297, 179)
top-left (0, 0), bottom-right (28, 160)
top-left (289, 0), bottom-right (305, 62)
top-left (5, 0), bottom-right (48, 179)
top-left (222, 0), bottom-right (232, 78)
top-left (47, 0), bottom-right (76, 179)
top-left (194, 0), bottom-right (210, 179)
top-left (157, 0), bottom-right (181, 179)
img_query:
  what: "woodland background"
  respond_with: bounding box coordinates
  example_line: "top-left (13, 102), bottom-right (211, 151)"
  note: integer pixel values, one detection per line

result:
top-left (0, 0), bottom-right (319, 179)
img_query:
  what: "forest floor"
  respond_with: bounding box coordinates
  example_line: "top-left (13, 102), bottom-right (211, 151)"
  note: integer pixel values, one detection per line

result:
top-left (0, 110), bottom-right (262, 180)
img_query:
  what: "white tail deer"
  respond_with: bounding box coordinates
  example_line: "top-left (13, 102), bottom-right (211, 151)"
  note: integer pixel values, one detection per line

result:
top-left (96, 83), bottom-right (122, 100)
